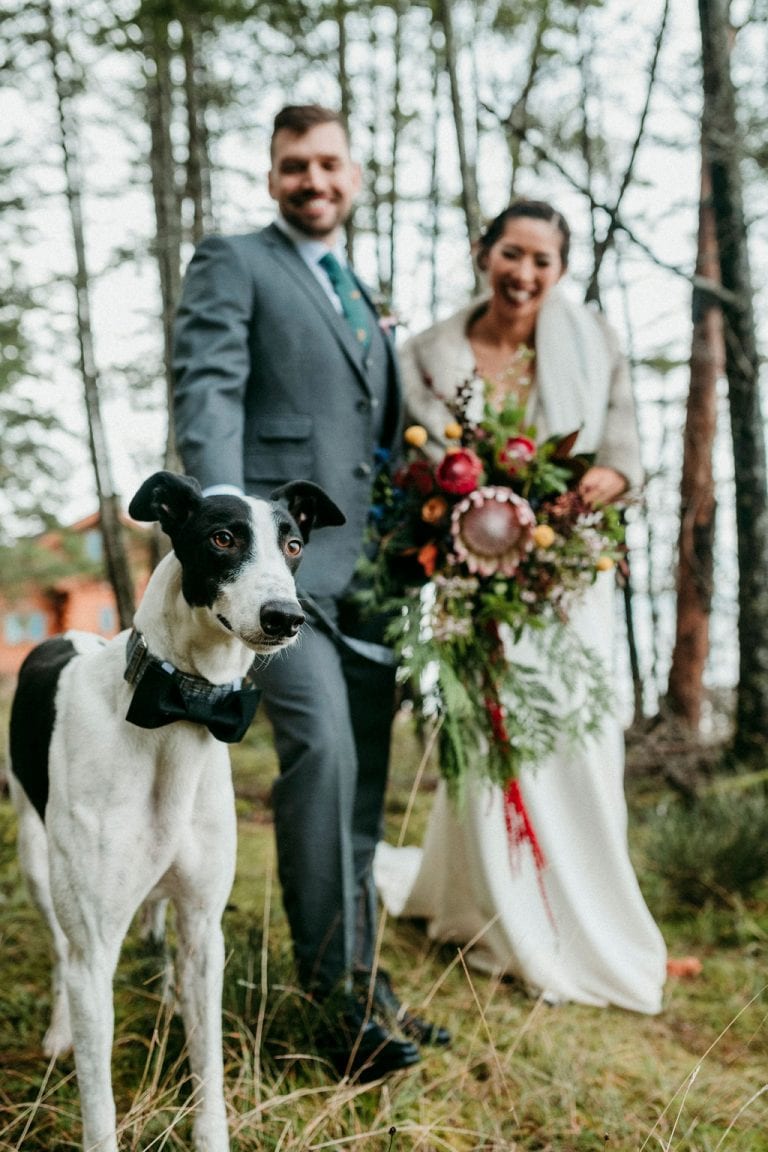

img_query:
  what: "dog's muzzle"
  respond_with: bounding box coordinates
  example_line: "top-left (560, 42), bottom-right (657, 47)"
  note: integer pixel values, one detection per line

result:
top-left (260, 599), bottom-right (305, 640)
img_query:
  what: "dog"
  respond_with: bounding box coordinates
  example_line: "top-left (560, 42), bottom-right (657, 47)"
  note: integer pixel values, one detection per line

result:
top-left (8, 470), bottom-right (345, 1152)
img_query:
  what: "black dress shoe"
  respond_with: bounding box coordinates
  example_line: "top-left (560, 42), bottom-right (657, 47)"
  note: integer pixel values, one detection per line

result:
top-left (320, 997), bottom-right (421, 1083)
top-left (356, 968), bottom-right (452, 1047)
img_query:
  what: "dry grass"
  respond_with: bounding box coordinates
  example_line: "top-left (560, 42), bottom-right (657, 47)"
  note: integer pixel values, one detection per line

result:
top-left (1, 707), bottom-right (767, 1150)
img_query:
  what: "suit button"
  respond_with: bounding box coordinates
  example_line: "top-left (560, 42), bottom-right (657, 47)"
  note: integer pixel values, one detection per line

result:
top-left (356, 399), bottom-right (369, 412)
top-left (355, 463), bottom-right (372, 478)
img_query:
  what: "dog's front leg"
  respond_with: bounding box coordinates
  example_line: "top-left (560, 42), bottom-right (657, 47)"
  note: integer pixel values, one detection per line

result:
top-left (66, 946), bottom-right (120, 1152)
top-left (175, 906), bottom-right (229, 1152)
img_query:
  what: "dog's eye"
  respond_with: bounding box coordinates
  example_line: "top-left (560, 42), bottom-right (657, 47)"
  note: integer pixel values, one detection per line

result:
top-left (285, 537), bottom-right (303, 558)
top-left (211, 530), bottom-right (236, 550)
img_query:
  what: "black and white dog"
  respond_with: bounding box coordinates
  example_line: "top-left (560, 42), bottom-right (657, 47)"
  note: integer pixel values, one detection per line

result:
top-left (8, 471), bottom-right (344, 1152)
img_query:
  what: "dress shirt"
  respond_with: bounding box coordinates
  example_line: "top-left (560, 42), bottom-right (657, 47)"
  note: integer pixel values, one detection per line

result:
top-left (274, 215), bottom-right (348, 314)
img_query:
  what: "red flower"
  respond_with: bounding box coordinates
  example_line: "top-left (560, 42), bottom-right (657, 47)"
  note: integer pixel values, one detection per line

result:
top-left (499, 435), bottom-right (536, 474)
top-left (395, 459), bottom-right (435, 495)
top-left (436, 448), bottom-right (483, 495)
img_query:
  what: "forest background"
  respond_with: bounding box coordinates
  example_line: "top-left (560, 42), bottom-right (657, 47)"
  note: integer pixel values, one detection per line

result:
top-left (1, 1), bottom-right (768, 1149)
top-left (1, 0), bottom-right (767, 741)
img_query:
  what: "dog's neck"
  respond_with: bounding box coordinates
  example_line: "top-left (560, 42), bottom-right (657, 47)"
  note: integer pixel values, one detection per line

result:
top-left (132, 553), bottom-right (256, 685)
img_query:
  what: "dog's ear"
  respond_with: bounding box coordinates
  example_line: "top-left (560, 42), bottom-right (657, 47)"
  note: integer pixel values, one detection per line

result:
top-left (128, 472), bottom-right (203, 538)
top-left (271, 481), bottom-right (346, 541)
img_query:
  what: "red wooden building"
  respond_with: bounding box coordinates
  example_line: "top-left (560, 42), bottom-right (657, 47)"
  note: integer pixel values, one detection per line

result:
top-left (0, 512), bottom-right (153, 681)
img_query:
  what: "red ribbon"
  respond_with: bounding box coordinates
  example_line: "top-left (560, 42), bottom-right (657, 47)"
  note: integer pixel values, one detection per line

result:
top-left (485, 696), bottom-right (509, 744)
top-left (504, 778), bottom-right (556, 930)
top-left (503, 778), bottom-right (546, 872)
top-left (483, 640), bottom-right (554, 927)
top-left (485, 693), bottom-right (546, 872)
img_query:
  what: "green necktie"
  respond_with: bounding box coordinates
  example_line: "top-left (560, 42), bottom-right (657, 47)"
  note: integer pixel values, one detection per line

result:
top-left (319, 251), bottom-right (371, 351)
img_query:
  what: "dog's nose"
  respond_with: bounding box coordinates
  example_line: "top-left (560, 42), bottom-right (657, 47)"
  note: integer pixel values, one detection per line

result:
top-left (260, 600), bottom-right (305, 639)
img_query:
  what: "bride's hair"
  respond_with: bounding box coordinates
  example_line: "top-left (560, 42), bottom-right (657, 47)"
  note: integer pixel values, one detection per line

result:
top-left (477, 200), bottom-right (571, 269)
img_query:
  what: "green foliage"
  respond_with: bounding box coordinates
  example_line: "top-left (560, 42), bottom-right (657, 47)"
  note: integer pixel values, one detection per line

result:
top-left (644, 782), bottom-right (768, 912)
top-left (0, 272), bottom-right (66, 538)
top-left (388, 590), bottom-right (613, 799)
top-left (131, 0), bottom-right (257, 27)
top-left (492, 0), bottom-right (606, 38)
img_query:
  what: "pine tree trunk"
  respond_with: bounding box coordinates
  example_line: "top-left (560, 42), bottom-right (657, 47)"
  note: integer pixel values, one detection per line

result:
top-left (698, 0), bottom-right (768, 760)
top-left (335, 0), bottom-right (355, 261)
top-left (367, 20), bottom-right (386, 292)
top-left (42, 1), bottom-right (135, 629)
top-left (141, 12), bottom-right (183, 474)
top-left (387, 1), bottom-right (404, 305)
top-left (666, 147), bottom-right (723, 729)
top-left (428, 30), bottom-right (442, 322)
top-left (500, 4), bottom-right (550, 198)
top-left (181, 16), bottom-right (213, 245)
top-left (435, 0), bottom-right (482, 267)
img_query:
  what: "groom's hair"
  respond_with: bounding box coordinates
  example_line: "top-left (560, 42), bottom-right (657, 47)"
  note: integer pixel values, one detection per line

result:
top-left (271, 105), bottom-right (349, 155)
top-left (478, 200), bottom-right (571, 269)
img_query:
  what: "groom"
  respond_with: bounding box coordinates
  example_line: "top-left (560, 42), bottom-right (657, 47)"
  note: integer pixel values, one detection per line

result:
top-left (172, 104), bottom-right (449, 1080)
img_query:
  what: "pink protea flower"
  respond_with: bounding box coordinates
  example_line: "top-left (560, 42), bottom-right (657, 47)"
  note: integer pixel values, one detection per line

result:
top-left (451, 486), bottom-right (536, 576)
top-left (436, 448), bottom-right (484, 495)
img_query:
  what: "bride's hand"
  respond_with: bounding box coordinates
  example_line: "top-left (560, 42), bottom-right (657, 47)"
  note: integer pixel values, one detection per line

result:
top-left (578, 466), bottom-right (627, 507)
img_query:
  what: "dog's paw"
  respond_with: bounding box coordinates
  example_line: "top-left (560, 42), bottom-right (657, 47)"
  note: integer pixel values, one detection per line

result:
top-left (43, 1022), bottom-right (73, 1059)
top-left (42, 991), bottom-right (73, 1058)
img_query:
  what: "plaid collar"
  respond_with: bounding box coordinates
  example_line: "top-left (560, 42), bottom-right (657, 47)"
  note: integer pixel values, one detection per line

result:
top-left (123, 629), bottom-right (260, 744)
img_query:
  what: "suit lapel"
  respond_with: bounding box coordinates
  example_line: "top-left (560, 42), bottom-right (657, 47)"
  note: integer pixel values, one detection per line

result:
top-left (351, 267), bottom-right (403, 431)
top-left (262, 225), bottom-right (371, 383)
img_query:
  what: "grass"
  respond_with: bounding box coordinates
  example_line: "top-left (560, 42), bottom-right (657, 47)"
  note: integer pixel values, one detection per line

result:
top-left (1, 706), bottom-right (767, 1150)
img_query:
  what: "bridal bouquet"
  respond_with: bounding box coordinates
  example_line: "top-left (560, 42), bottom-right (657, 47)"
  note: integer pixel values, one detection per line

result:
top-left (363, 378), bottom-right (625, 806)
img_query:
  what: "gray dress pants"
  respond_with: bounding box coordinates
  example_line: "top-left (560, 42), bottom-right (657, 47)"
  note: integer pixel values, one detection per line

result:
top-left (254, 602), bottom-right (397, 994)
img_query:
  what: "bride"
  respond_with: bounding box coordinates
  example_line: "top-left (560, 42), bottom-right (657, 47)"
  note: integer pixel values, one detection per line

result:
top-left (375, 200), bottom-right (667, 1014)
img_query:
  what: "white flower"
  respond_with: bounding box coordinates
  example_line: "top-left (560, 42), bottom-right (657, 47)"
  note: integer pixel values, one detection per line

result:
top-left (465, 378), bottom-right (486, 425)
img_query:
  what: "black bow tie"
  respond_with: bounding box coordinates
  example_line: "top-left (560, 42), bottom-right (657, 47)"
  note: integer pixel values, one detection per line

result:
top-left (124, 630), bottom-right (260, 744)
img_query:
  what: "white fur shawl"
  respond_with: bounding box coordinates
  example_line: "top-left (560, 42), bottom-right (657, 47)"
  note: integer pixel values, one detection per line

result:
top-left (399, 286), bottom-right (643, 491)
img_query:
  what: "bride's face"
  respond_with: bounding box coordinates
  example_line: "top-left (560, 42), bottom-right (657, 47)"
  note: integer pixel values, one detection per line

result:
top-left (483, 217), bottom-right (565, 328)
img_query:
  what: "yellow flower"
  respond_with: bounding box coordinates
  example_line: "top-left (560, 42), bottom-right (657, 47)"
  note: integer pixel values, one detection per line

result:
top-left (444, 421), bottom-right (463, 440)
top-left (404, 424), bottom-right (428, 447)
top-left (532, 523), bottom-right (556, 549)
top-left (596, 555), bottom-right (615, 571)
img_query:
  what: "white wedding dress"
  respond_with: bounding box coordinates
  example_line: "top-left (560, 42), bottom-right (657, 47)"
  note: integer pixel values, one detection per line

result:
top-left (375, 572), bottom-right (667, 1014)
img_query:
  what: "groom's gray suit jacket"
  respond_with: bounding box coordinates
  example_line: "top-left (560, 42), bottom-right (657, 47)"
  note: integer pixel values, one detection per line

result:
top-left (173, 222), bottom-right (402, 598)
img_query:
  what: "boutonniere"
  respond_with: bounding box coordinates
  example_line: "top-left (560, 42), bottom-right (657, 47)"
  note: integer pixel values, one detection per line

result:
top-left (378, 313), bottom-right (398, 334)
top-left (373, 295), bottom-right (399, 336)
